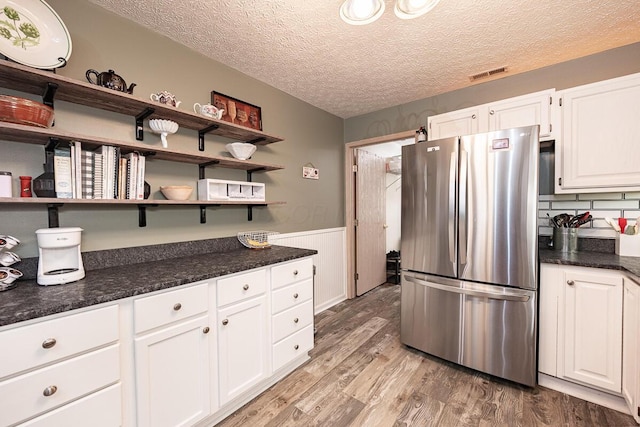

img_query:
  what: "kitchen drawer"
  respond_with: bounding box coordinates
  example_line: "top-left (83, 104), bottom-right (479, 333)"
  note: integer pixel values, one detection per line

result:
top-left (19, 383), bottom-right (122, 427)
top-left (272, 299), bottom-right (314, 343)
top-left (271, 258), bottom-right (313, 290)
top-left (0, 344), bottom-right (120, 427)
top-left (134, 282), bottom-right (208, 334)
top-left (272, 325), bottom-right (314, 372)
top-left (0, 305), bottom-right (119, 380)
top-left (217, 269), bottom-right (267, 307)
top-left (272, 278), bottom-right (313, 314)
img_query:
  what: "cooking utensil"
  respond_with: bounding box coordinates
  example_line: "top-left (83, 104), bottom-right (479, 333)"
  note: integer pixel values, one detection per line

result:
top-left (605, 217), bottom-right (621, 232)
top-left (0, 95), bottom-right (55, 128)
top-left (568, 211), bottom-right (590, 228)
top-left (618, 218), bottom-right (628, 234)
top-left (574, 214), bottom-right (592, 228)
top-left (553, 213), bottom-right (571, 228)
top-left (634, 218), bottom-right (639, 235)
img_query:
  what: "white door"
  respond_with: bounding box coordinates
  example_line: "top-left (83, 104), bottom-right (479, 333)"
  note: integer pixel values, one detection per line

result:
top-left (487, 89), bottom-right (553, 138)
top-left (557, 72), bottom-right (640, 192)
top-left (355, 149), bottom-right (386, 296)
top-left (561, 271), bottom-right (623, 392)
top-left (427, 106), bottom-right (482, 140)
top-left (623, 280), bottom-right (640, 423)
top-left (217, 295), bottom-right (269, 404)
top-left (134, 316), bottom-right (211, 427)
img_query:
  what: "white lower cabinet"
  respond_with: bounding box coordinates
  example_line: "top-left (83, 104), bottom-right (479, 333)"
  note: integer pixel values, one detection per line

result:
top-left (133, 283), bottom-right (211, 427)
top-left (623, 278), bottom-right (640, 423)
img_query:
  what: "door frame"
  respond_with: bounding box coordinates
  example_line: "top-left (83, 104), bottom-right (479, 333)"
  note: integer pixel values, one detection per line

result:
top-left (344, 130), bottom-right (415, 299)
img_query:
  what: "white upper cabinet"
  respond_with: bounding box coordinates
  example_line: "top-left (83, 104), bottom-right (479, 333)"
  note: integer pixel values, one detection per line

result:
top-left (428, 89), bottom-right (554, 141)
top-left (556, 72), bottom-right (640, 193)
top-left (486, 89), bottom-right (554, 139)
top-left (428, 105), bottom-right (482, 140)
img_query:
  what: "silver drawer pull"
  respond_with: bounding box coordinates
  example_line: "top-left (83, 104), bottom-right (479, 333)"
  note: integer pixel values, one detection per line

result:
top-left (243, 284), bottom-right (249, 291)
top-left (293, 270), bottom-right (298, 276)
top-left (294, 344), bottom-right (299, 350)
top-left (294, 317), bottom-right (299, 323)
top-left (42, 338), bottom-right (57, 349)
top-left (222, 319), bottom-right (229, 326)
top-left (203, 326), bottom-right (210, 334)
top-left (173, 303), bottom-right (182, 311)
top-left (293, 293), bottom-right (299, 299)
top-left (567, 280), bottom-right (575, 286)
top-left (43, 385), bottom-right (57, 397)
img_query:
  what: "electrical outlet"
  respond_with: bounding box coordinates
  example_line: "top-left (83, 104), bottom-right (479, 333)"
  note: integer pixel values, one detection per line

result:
top-left (302, 166), bottom-right (319, 180)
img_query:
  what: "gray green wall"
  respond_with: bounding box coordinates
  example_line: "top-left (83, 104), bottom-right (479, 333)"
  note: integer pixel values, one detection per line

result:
top-left (1, 0), bottom-right (345, 257)
top-left (344, 42), bottom-right (640, 142)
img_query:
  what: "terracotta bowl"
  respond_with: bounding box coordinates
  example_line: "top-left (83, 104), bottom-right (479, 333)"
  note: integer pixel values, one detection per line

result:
top-left (160, 185), bottom-right (193, 201)
top-left (0, 95), bottom-right (54, 128)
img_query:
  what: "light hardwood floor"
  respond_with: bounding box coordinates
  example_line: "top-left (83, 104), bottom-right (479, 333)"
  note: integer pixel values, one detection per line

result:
top-left (217, 284), bottom-right (636, 426)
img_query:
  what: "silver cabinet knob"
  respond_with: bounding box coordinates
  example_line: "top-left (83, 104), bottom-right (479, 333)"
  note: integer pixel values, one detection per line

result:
top-left (222, 319), bottom-right (229, 326)
top-left (294, 344), bottom-right (299, 350)
top-left (43, 385), bottom-right (58, 397)
top-left (567, 280), bottom-right (575, 286)
top-left (203, 326), bottom-right (210, 334)
top-left (293, 270), bottom-right (298, 276)
top-left (471, 114), bottom-right (476, 119)
top-left (294, 317), bottom-right (299, 323)
top-left (173, 303), bottom-right (182, 311)
top-left (42, 338), bottom-right (57, 349)
top-left (293, 293), bottom-right (299, 299)
top-left (243, 284), bottom-right (249, 291)
top-left (489, 109), bottom-right (495, 115)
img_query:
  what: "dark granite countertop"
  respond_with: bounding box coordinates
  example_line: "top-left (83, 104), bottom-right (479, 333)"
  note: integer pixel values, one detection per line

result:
top-left (0, 245), bottom-right (316, 328)
top-left (540, 249), bottom-right (640, 282)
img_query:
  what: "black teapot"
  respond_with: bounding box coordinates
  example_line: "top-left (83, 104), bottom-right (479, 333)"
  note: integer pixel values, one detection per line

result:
top-left (86, 69), bottom-right (136, 94)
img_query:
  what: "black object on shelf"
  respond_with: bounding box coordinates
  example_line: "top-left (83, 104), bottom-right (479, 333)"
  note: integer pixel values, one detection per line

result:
top-left (386, 251), bottom-right (401, 285)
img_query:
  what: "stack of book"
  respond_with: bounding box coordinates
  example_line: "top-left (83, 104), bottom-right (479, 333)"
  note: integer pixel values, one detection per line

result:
top-left (52, 142), bottom-right (146, 200)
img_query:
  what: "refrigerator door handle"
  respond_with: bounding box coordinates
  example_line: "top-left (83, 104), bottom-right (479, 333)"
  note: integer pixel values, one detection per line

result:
top-left (448, 152), bottom-right (456, 264)
top-left (459, 149), bottom-right (468, 266)
top-left (404, 275), bottom-right (530, 302)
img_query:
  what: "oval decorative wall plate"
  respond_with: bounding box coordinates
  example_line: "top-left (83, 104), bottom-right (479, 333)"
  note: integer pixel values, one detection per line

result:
top-left (0, 0), bottom-right (72, 69)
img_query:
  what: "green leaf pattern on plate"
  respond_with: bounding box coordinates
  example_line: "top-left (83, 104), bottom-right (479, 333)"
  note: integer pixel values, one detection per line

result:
top-left (0, 6), bottom-right (40, 50)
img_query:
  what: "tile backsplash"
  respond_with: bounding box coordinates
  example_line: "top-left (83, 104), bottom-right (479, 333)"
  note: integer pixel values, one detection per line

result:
top-left (538, 192), bottom-right (640, 238)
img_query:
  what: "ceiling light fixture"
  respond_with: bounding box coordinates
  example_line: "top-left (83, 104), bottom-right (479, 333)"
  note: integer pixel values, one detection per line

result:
top-left (340, 0), bottom-right (440, 25)
top-left (340, 0), bottom-right (385, 25)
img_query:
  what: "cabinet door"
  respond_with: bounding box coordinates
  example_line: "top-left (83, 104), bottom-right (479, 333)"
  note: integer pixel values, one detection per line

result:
top-left (557, 73), bottom-right (640, 193)
top-left (487, 89), bottom-right (553, 138)
top-left (538, 263), bottom-right (562, 376)
top-left (623, 279), bottom-right (640, 423)
top-left (427, 106), bottom-right (483, 140)
top-left (217, 295), bottom-right (269, 405)
top-left (135, 315), bottom-right (211, 427)
top-left (561, 270), bottom-right (623, 392)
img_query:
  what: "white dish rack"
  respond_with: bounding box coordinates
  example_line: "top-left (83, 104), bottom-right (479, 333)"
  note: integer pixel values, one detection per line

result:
top-left (198, 179), bottom-right (265, 201)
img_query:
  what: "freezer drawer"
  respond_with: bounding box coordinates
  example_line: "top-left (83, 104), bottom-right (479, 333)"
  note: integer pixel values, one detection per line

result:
top-left (400, 272), bottom-right (537, 387)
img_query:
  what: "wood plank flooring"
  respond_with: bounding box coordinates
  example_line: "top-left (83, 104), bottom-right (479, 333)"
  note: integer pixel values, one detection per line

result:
top-left (217, 284), bottom-right (637, 426)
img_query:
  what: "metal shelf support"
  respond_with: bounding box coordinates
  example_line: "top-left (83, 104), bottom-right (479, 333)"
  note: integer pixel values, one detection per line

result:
top-left (198, 124), bottom-right (220, 151)
top-left (42, 82), bottom-right (59, 109)
top-left (137, 203), bottom-right (158, 227)
top-left (135, 107), bottom-right (155, 141)
top-left (246, 137), bottom-right (266, 145)
top-left (47, 203), bottom-right (63, 228)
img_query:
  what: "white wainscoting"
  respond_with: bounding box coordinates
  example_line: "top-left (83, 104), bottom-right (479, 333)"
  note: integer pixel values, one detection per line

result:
top-left (271, 227), bottom-right (347, 314)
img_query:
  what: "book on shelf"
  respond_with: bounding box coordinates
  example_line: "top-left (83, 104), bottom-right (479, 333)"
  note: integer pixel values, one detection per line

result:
top-left (93, 152), bottom-right (103, 199)
top-left (53, 147), bottom-right (72, 198)
top-left (136, 154), bottom-right (146, 200)
top-left (118, 156), bottom-right (127, 200)
top-left (70, 141), bottom-right (82, 199)
top-left (81, 150), bottom-right (94, 199)
top-left (124, 152), bottom-right (138, 200)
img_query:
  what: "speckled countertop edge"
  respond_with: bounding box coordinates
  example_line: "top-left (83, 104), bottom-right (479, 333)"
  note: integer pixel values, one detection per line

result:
top-left (0, 245), bottom-right (316, 328)
top-left (540, 249), bottom-right (640, 282)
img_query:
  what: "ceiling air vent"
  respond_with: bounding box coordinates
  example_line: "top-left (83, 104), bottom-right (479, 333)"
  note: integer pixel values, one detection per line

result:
top-left (469, 66), bottom-right (509, 82)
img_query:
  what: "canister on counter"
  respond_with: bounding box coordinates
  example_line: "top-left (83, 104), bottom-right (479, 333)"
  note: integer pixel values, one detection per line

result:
top-left (0, 171), bottom-right (12, 197)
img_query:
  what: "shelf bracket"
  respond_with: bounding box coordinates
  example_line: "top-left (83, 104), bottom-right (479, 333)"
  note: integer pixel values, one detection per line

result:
top-left (137, 203), bottom-right (158, 227)
top-left (198, 160), bottom-right (220, 179)
top-left (42, 82), bottom-right (59, 109)
top-left (46, 137), bottom-right (59, 151)
top-left (46, 203), bottom-right (63, 228)
top-left (246, 137), bottom-right (266, 145)
top-left (135, 108), bottom-right (155, 141)
top-left (199, 204), bottom-right (220, 224)
top-left (198, 124), bottom-right (220, 151)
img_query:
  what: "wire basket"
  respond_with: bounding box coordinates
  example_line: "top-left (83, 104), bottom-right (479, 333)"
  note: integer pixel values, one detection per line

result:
top-left (237, 231), bottom-right (279, 249)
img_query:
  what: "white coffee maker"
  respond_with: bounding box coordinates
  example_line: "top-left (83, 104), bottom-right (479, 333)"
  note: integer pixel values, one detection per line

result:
top-left (36, 227), bottom-right (85, 286)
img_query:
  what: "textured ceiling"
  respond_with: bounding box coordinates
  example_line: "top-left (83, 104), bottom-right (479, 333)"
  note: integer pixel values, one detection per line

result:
top-left (89, 0), bottom-right (640, 118)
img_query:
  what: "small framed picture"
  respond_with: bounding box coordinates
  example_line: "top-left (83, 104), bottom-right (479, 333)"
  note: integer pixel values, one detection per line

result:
top-left (210, 91), bottom-right (262, 131)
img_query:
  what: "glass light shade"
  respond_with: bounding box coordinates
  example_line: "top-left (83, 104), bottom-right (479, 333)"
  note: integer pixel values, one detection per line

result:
top-left (340, 0), bottom-right (385, 25)
top-left (394, 0), bottom-right (440, 19)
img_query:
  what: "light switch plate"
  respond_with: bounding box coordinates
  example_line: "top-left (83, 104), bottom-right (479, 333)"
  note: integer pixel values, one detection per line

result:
top-left (302, 166), bottom-right (319, 180)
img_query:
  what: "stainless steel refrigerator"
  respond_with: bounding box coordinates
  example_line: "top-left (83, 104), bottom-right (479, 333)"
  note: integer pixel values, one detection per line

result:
top-left (400, 125), bottom-right (539, 387)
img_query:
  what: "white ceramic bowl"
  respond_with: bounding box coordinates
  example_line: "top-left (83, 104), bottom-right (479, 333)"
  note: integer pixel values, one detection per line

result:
top-left (149, 119), bottom-right (179, 148)
top-left (160, 185), bottom-right (193, 200)
top-left (226, 142), bottom-right (257, 160)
